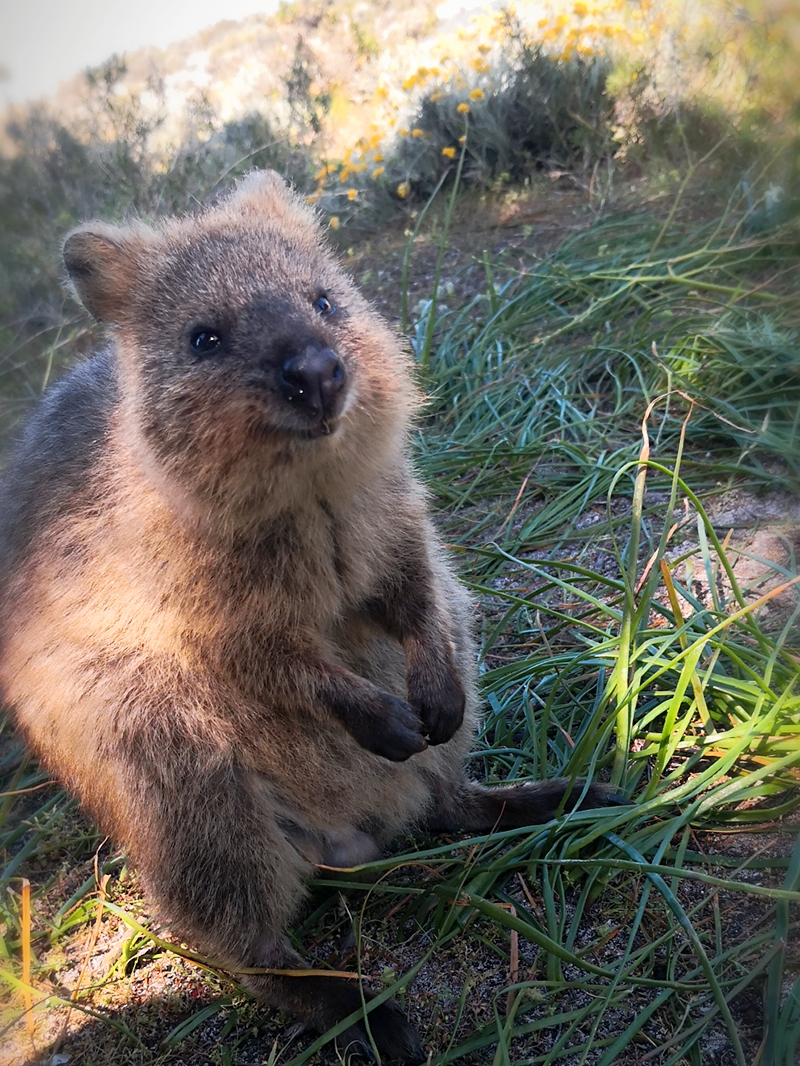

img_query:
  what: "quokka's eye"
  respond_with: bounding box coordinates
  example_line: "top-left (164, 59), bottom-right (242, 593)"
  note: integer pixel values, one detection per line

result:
top-left (315, 294), bottom-right (335, 316)
top-left (190, 329), bottom-right (223, 355)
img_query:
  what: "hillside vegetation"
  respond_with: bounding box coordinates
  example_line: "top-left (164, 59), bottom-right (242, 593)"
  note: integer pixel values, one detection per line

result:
top-left (0, 2), bottom-right (799, 1064)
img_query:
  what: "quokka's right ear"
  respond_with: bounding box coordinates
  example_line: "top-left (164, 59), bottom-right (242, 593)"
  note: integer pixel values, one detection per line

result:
top-left (63, 223), bottom-right (147, 324)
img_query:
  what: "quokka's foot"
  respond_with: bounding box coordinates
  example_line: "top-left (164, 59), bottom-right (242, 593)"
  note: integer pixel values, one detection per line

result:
top-left (247, 972), bottom-right (425, 1064)
top-left (335, 998), bottom-right (425, 1064)
top-left (424, 777), bottom-right (631, 833)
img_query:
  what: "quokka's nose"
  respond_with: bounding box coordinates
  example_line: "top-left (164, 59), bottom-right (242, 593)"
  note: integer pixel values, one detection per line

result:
top-left (279, 345), bottom-right (346, 419)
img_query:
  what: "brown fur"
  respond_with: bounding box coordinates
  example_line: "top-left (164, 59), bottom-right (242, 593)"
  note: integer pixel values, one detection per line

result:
top-left (0, 171), bottom-right (611, 1063)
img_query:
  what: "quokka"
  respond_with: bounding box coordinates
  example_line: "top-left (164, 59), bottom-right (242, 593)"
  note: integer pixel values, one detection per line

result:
top-left (0, 171), bottom-right (613, 1062)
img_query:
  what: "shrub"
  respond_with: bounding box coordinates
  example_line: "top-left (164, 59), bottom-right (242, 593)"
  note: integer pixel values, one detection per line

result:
top-left (390, 45), bottom-right (613, 199)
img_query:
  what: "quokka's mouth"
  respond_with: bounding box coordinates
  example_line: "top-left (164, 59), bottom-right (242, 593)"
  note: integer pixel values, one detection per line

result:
top-left (246, 411), bottom-right (342, 443)
top-left (295, 416), bottom-right (340, 440)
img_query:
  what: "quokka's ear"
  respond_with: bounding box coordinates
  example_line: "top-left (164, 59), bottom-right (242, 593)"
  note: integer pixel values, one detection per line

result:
top-left (231, 168), bottom-right (287, 202)
top-left (63, 223), bottom-right (148, 324)
top-left (224, 169), bottom-right (313, 227)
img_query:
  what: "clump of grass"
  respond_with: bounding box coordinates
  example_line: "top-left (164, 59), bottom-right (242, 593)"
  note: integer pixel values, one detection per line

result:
top-left (398, 191), bottom-right (799, 1063)
top-left (414, 187), bottom-right (800, 510)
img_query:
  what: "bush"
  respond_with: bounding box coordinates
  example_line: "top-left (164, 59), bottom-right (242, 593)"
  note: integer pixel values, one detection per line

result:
top-left (308, 30), bottom-right (615, 223)
top-left (392, 46), bottom-right (613, 199)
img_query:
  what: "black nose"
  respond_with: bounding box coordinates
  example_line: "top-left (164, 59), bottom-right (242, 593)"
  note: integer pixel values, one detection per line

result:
top-left (279, 346), bottom-right (346, 419)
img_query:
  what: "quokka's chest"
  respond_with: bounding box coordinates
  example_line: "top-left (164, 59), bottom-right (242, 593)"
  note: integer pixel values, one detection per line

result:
top-left (207, 496), bottom-right (389, 624)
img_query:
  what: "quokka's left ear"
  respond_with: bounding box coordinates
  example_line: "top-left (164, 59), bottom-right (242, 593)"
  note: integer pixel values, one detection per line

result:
top-left (63, 222), bottom-right (153, 324)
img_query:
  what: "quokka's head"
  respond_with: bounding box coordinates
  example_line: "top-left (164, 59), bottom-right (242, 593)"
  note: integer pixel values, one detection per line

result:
top-left (63, 171), bottom-right (417, 505)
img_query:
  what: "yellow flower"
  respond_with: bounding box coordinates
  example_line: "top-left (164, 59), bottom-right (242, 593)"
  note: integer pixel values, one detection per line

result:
top-left (411, 128), bottom-right (425, 137)
top-left (347, 189), bottom-right (358, 201)
top-left (306, 193), bottom-right (320, 204)
top-left (329, 216), bottom-right (340, 229)
top-left (441, 146), bottom-right (457, 158)
top-left (397, 181), bottom-right (411, 198)
top-left (402, 76), bottom-right (418, 91)
top-left (469, 88), bottom-right (484, 101)
top-left (458, 135), bottom-right (466, 143)
top-left (398, 127), bottom-right (409, 137)
top-left (371, 166), bottom-right (385, 179)
top-left (373, 153), bottom-right (384, 162)
top-left (457, 103), bottom-right (470, 113)
top-left (313, 166), bottom-right (327, 182)
top-left (573, 1), bottom-right (588, 16)
top-left (339, 166), bottom-right (351, 182)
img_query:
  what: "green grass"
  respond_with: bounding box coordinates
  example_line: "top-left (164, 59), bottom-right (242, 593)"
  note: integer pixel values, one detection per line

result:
top-left (407, 193), bottom-right (800, 1064)
top-left (1, 188), bottom-right (799, 1064)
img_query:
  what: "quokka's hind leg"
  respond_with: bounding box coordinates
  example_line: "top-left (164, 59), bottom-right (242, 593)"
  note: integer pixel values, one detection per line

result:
top-left (115, 746), bottom-right (423, 1064)
top-left (243, 943), bottom-right (424, 1064)
top-left (422, 777), bottom-right (619, 833)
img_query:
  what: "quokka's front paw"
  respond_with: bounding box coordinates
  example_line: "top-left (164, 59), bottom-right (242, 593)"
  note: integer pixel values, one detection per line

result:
top-left (407, 660), bottom-right (466, 746)
top-left (349, 693), bottom-right (429, 762)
